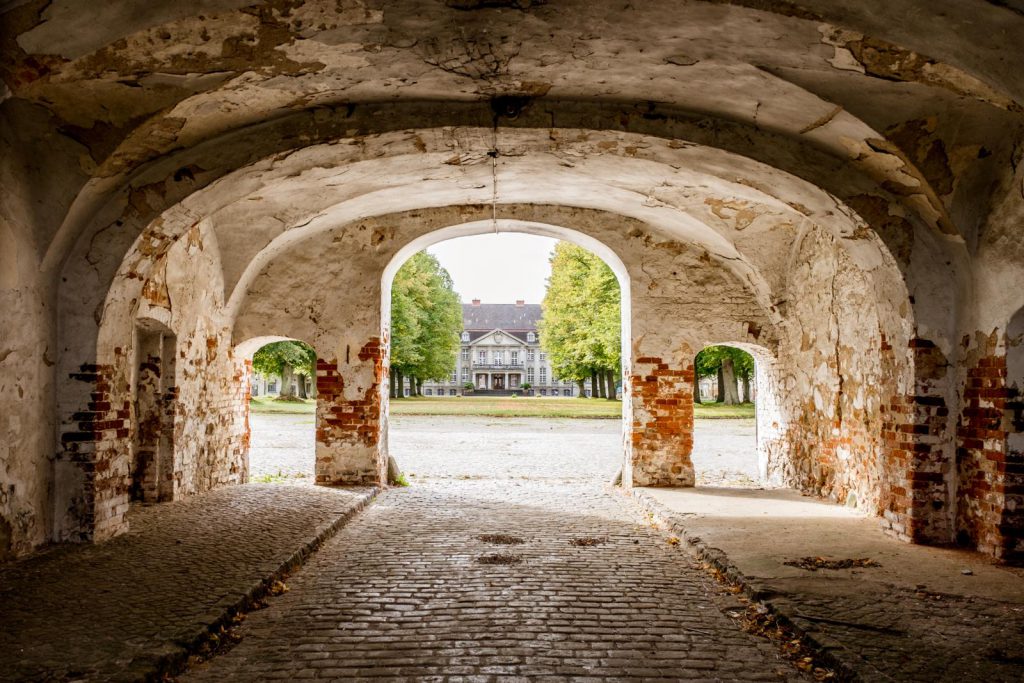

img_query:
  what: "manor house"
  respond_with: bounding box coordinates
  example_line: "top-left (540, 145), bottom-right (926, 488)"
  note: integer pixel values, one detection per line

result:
top-left (421, 300), bottom-right (579, 397)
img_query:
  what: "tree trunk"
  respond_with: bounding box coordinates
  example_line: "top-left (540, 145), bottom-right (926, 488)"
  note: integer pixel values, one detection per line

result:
top-left (742, 375), bottom-right (751, 403)
top-left (395, 369), bottom-right (403, 398)
top-left (279, 365), bottom-right (295, 398)
top-left (576, 379), bottom-right (586, 397)
top-left (604, 369), bottom-right (616, 400)
top-left (591, 373), bottom-right (599, 398)
top-left (693, 368), bottom-right (700, 404)
top-left (721, 358), bottom-right (740, 405)
top-left (389, 369), bottom-right (397, 399)
top-left (415, 377), bottom-right (423, 396)
top-left (296, 374), bottom-right (308, 399)
top-left (716, 366), bottom-right (725, 403)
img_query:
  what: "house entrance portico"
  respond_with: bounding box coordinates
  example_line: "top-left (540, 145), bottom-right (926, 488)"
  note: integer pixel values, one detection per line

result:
top-left (473, 371), bottom-right (524, 392)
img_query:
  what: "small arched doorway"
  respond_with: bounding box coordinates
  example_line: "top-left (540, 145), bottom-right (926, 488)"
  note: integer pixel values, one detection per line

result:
top-left (131, 318), bottom-right (177, 503)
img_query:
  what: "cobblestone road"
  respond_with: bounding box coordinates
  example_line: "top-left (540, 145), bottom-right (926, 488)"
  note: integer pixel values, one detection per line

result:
top-left (0, 485), bottom-right (374, 682)
top-left (186, 480), bottom-right (796, 682)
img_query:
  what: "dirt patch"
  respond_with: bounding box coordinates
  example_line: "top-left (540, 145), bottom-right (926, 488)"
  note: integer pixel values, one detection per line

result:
top-left (476, 553), bottom-right (523, 565)
top-left (477, 534), bottom-right (525, 545)
top-left (569, 536), bottom-right (608, 547)
top-left (784, 557), bottom-right (881, 571)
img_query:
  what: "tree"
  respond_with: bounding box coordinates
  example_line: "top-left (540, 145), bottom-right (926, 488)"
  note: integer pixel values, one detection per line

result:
top-left (694, 346), bottom-right (754, 405)
top-left (252, 341), bottom-right (316, 401)
top-left (539, 242), bottom-right (621, 398)
top-left (389, 251), bottom-right (463, 398)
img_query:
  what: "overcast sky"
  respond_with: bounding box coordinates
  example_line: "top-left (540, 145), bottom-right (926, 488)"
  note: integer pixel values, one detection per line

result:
top-left (428, 233), bottom-right (558, 304)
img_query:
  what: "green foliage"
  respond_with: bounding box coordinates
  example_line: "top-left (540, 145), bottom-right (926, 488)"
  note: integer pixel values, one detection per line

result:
top-left (393, 472), bottom-right (410, 487)
top-left (390, 251), bottom-right (463, 382)
top-left (538, 242), bottom-right (621, 383)
top-left (695, 345), bottom-right (754, 380)
top-left (252, 340), bottom-right (316, 377)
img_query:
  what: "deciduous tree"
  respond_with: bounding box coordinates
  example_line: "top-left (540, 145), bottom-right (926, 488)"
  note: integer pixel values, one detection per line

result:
top-left (252, 341), bottom-right (316, 400)
top-left (694, 346), bottom-right (754, 405)
top-left (389, 251), bottom-right (462, 398)
top-left (539, 242), bottom-right (621, 398)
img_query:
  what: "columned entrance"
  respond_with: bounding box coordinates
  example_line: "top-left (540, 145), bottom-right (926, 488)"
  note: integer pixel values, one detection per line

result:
top-left (493, 374), bottom-right (505, 390)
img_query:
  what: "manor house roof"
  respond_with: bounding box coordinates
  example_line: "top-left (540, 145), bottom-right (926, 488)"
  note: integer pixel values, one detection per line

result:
top-left (462, 302), bottom-right (541, 333)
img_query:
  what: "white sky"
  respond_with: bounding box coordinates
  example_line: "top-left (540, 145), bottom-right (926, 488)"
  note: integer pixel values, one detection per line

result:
top-left (427, 233), bottom-right (558, 304)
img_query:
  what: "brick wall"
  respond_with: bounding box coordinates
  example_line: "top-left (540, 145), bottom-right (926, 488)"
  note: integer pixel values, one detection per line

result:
top-left (315, 339), bottom-right (386, 485)
top-left (629, 357), bottom-right (695, 487)
top-left (956, 340), bottom-right (1014, 559)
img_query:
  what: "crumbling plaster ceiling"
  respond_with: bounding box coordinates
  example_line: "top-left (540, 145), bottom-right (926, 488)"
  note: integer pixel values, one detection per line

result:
top-left (3, 0), bottom-right (1022, 276)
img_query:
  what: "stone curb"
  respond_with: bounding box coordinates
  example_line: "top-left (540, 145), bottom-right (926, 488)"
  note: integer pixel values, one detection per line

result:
top-left (627, 488), bottom-right (861, 683)
top-left (146, 487), bottom-right (380, 682)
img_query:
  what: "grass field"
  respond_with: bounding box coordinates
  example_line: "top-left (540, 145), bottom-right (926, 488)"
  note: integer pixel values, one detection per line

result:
top-left (250, 395), bottom-right (755, 419)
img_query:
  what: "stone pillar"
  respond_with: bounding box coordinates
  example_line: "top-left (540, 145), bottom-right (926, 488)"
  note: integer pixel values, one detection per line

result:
top-left (314, 338), bottom-right (387, 485)
top-left (627, 355), bottom-right (695, 487)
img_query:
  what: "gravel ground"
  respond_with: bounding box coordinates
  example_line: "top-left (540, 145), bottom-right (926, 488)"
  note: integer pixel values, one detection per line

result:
top-left (249, 413), bottom-right (759, 487)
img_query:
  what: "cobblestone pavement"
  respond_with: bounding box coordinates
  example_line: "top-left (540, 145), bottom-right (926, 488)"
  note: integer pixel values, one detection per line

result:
top-left (0, 485), bottom-right (374, 682)
top-left (250, 414), bottom-right (759, 486)
top-left (186, 480), bottom-right (798, 682)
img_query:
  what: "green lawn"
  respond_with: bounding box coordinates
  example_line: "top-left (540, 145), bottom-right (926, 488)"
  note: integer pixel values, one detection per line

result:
top-left (249, 396), bottom-right (315, 414)
top-left (250, 395), bottom-right (755, 419)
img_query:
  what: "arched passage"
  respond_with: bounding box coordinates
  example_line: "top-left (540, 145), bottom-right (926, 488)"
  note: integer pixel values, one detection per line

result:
top-left (37, 108), bottom-right (941, 556)
top-left (377, 221), bottom-right (634, 484)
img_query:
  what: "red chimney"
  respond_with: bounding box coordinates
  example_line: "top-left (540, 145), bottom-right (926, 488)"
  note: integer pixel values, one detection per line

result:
top-left (515, 300), bottom-right (524, 306)
top-left (472, 299), bottom-right (481, 306)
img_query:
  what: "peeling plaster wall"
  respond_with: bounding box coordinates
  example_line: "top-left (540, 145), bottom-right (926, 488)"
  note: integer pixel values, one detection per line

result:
top-left (763, 227), bottom-right (903, 517)
top-left (54, 221), bottom-right (247, 541)
top-left (0, 106), bottom-right (58, 559)
top-left (953, 138), bottom-right (1024, 562)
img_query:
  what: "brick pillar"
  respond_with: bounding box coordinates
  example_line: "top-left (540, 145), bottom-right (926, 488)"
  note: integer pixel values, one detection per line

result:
top-left (57, 355), bottom-right (133, 542)
top-left (315, 338), bottom-right (387, 485)
top-left (628, 355), bottom-right (695, 487)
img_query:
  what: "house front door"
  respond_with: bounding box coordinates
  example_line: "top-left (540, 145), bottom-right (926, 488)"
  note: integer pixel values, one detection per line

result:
top-left (493, 375), bottom-right (505, 390)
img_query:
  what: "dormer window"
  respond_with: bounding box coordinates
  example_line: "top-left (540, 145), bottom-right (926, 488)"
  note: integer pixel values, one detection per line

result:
top-left (527, 332), bottom-right (536, 342)
top-left (461, 331), bottom-right (469, 342)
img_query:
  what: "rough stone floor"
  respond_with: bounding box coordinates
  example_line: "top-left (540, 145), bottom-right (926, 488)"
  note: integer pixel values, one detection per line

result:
top-left (0, 485), bottom-right (374, 682)
top-left (636, 488), bottom-right (1024, 683)
top-left (185, 480), bottom-right (797, 682)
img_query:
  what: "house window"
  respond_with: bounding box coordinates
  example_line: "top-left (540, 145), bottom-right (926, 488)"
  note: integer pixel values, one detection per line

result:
top-left (461, 332), bottom-right (469, 342)
top-left (511, 350), bottom-right (519, 364)
top-left (449, 388), bottom-right (457, 396)
top-left (527, 350), bottom-right (535, 362)
top-left (539, 367), bottom-right (547, 383)
top-left (478, 350), bottom-right (487, 363)
top-left (268, 380), bottom-right (278, 393)
top-left (510, 375), bottom-right (520, 387)
top-left (527, 332), bottom-right (535, 342)
top-left (539, 352), bottom-right (547, 361)
top-left (425, 388), bottom-right (432, 395)
top-left (494, 350), bottom-right (503, 364)
top-left (461, 348), bottom-right (469, 361)
top-left (527, 367), bottom-right (534, 382)
top-left (462, 368), bottom-right (469, 382)
top-left (563, 389), bottom-right (572, 397)
top-left (586, 389), bottom-right (592, 397)
top-left (540, 389), bottom-right (547, 395)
